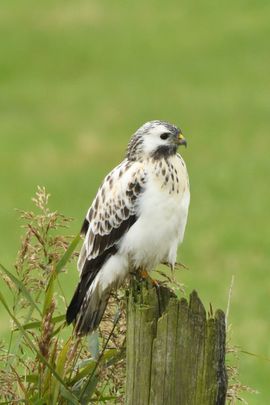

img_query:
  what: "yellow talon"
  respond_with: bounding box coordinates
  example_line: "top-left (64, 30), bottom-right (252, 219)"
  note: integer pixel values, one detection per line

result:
top-left (139, 269), bottom-right (159, 286)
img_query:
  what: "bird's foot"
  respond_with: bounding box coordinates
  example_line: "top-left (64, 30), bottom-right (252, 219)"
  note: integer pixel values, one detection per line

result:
top-left (138, 268), bottom-right (159, 287)
top-left (175, 261), bottom-right (189, 270)
top-left (138, 269), bottom-right (161, 316)
top-left (158, 262), bottom-right (186, 294)
top-left (162, 261), bottom-right (189, 271)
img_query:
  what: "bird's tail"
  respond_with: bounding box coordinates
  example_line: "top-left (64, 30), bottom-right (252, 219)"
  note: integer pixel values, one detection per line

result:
top-left (66, 271), bottom-right (110, 336)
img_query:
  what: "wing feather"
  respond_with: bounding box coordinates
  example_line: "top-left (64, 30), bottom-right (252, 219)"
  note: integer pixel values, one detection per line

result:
top-left (78, 159), bottom-right (146, 276)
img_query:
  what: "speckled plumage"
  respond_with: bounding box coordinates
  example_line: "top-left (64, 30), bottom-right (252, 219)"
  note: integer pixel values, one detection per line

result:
top-left (67, 120), bottom-right (190, 335)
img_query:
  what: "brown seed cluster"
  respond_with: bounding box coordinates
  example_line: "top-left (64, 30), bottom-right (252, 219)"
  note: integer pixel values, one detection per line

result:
top-left (38, 300), bottom-right (55, 360)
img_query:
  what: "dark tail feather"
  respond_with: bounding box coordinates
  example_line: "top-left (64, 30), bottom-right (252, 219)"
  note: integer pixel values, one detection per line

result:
top-left (66, 270), bottom-right (110, 336)
top-left (66, 269), bottom-right (96, 324)
top-left (66, 282), bottom-right (85, 325)
top-left (67, 246), bottom-right (119, 335)
top-left (75, 294), bottom-right (110, 335)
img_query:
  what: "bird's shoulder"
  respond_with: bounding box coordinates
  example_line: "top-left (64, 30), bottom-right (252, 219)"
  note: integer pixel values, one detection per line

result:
top-left (89, 158), bottom-right (147, 220)
top-left (80, 159), bottom-right (147, 260)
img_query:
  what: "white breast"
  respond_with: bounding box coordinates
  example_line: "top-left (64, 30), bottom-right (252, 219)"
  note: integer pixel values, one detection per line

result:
top-left (119, 155), bottom-right (190, 271)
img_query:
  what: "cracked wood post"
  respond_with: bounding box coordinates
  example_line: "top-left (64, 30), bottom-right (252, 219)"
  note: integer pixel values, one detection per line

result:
top-left (125, 281), bottom-right (227, 405)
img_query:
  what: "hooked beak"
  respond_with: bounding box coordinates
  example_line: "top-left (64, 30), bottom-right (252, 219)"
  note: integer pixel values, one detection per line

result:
top-left (177, 133), bottom-right (187, 148)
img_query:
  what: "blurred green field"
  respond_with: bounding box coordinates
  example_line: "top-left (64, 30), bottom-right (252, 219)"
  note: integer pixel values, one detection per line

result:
top-left (0, 0), bottom-right (270, 402)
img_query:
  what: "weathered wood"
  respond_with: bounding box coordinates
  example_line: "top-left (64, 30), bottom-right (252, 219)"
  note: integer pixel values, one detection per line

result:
top-left (126, 281), bottom-right (227, 405)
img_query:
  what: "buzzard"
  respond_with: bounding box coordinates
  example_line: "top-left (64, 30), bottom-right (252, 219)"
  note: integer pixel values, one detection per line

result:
top-left (66, 120), bottom-right (190, 335)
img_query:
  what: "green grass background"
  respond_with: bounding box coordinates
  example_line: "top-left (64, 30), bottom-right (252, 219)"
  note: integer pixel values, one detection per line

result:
top-left (0, 0), bottom-right (269, 402)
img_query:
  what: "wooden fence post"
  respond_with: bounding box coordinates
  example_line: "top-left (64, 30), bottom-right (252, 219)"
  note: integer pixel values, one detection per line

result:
top-left (125, 281), bottom-right (227, 405)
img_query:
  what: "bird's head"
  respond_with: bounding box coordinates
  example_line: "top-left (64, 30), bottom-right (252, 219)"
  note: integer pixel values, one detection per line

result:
top-left (126, 120), bottom-right (187, 161)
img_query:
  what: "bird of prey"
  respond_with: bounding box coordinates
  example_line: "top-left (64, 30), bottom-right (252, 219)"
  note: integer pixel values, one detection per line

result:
top-left (66, 120), bottom-right (190, 335)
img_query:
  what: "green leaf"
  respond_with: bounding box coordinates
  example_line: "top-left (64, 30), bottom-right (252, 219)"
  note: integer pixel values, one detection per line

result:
top-left (42, 233), bottom-right (81, 316)
top-left (240, 349), bottom-right (270, 362)
top-left (60, 385), bottom-right (81, 405)
top-left (76, 357), bottom-right (97, 369)
top-left (16, 315), bottom-right (66, 331)
top-left (55, 233), bottom-right (81, 274)
top-left (88, 331), bottom-right (100, 360)
top-left (104, 348), bottom-right (125, 368)
top-left (32, 396), bottom-right (50, 405)
top-left (52, 339), bottom-right (71, 404)
top-left (51, 323), bottom-right (66, 337)
top-left (91, 396), bottom-right (117, 402)
top-left (68, 360), bottom-right (97, 386)
top-left (0, 263), bottom-right (41, 315)
top-left (80, 375), bottom-right (99, 405)
top-left (68, 350), bottom-right (120, 387)
top-left (101, 348), bottom-right (118, 362)
top-left (26, 374), bottom-right (39, 383)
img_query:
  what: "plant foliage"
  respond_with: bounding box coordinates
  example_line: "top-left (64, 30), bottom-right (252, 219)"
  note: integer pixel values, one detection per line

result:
top-left (0, 187), bottom-right (255, 405)
top-left (0, 187), bottom-right (126, 404)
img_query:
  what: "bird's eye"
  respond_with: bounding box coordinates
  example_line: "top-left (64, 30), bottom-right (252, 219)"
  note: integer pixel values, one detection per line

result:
top-left (160, 133), bottom-right (169, 140)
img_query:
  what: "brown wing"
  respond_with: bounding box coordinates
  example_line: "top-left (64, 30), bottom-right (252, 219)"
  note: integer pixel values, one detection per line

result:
top-left (78, 159), bottom-right (147, 276)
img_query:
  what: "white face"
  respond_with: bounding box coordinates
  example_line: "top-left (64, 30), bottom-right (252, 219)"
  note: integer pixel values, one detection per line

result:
top-left (127, 120), bottom-right (185, 161)
top-left (142, 123), bottom-right (174, 156)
